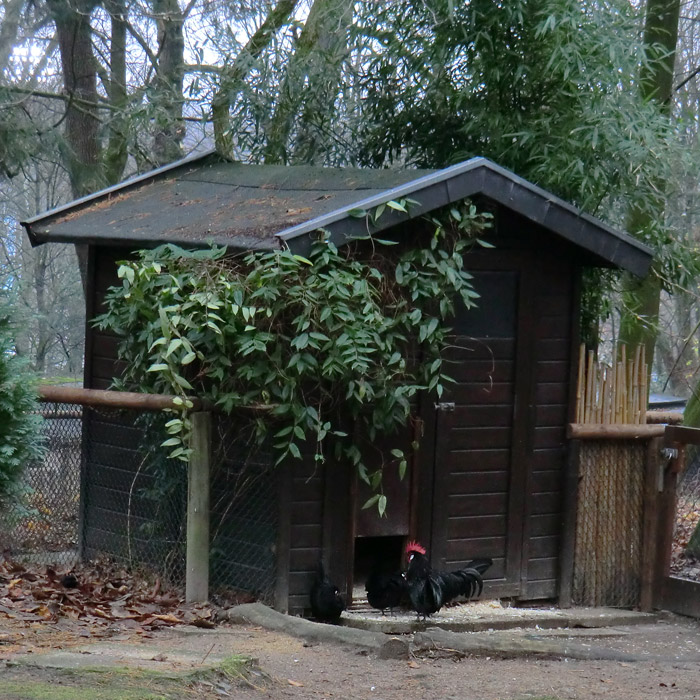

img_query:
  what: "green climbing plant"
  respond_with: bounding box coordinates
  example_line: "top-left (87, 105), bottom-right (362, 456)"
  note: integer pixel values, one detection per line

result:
top-left (94, 201), bottom-right (491, 511)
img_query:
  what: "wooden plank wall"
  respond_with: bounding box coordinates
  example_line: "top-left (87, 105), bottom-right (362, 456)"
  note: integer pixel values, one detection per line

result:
top-left (287, 459), bottom-right (325, 615)
top-left (525, 260), bottom-right (573, 599)
top-left (83, 248), bottom-right (175, 566)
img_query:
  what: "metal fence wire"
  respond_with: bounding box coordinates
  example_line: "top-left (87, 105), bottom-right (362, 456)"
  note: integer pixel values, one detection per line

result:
top-left (80, 405), bottom-right (188, 586)
top-left (3, 400), bottom-right (279, 604)
top-left (573, 440), bottom-right (646, 607)
top-left (1, 402), bottom-right (82, 567)
top-left (209, 415), bottom-right (278, 605)
top-left (671, 448), bottom-right (700, 581)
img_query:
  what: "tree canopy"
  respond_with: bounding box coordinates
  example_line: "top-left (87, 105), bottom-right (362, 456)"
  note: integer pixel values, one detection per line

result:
top-left (2, 0), bottom-right (700, 393)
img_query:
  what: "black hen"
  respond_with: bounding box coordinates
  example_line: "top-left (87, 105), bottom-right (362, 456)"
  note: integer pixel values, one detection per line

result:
top-left (365, 564), bottom-right (407, 616)
top-left (310, 561), bottom-right (346, 623)
top-left (405, 541), bottom-right (492, 619)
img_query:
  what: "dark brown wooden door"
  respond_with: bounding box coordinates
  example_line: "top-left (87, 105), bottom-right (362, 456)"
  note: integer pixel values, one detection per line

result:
top-left (429, 263), bottom-right (533, 597)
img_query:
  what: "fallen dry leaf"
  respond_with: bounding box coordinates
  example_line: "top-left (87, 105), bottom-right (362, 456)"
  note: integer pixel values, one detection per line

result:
top-left (151, 614), bottom-right (182, 624)
top-left (407, 661), bottom-right (420, 669)
top-left (287, 679), bottom-right (304, 687)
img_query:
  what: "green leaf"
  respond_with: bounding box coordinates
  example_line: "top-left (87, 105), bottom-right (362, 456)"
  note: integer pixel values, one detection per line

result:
top-left (386, 200), bottom-right (407, 213)
top-left (181, 351), bottom-right (197, 365)
top-left (362, 494), bottom-right (380, 510)
top-left (165, 338), bottom-right (182, 358)
top-left (147, 363), bottom-right (169, 372)
top-left (378, 495), bottom-right (387, 517)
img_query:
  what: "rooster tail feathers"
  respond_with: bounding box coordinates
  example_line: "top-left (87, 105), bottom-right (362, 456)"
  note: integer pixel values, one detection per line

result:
top-left (465, 557), bottom-right (493, 576)
top-left (460, 568), bottom-right (484, 598)
top-left (438, 565), bottom-right (486, 603)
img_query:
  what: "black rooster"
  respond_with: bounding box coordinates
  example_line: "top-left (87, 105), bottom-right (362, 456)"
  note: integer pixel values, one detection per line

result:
top-left (365, 563), bottom-right (407, 616)
top-left (405, 540), bottom-right (492, 619)
top-left (310, 560), bottom-right (346, 623)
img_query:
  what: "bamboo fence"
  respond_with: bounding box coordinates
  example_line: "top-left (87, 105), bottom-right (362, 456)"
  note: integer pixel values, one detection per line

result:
top-left (575, 344), bottom-right (648, 425)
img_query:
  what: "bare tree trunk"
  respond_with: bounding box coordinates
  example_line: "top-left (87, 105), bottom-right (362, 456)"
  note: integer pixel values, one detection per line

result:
top-left (618, 0), bottom-right (680, 368)
top-left (212, 0), bottom-right (299, 158)
top-left (264, 0), bottom-right (352, 165)
top-left (32, 245), bottom-right (50, 374)
top-left (152, 0), bottom-right (185, 165)
top-left (47, 0), bottom-right (103, 292)
top-left (48, 0), bottom-right (103, 197)
top-left (104, 0), bottom-right (129, 184)
top-left (0, 0), bottom-right (24, 72)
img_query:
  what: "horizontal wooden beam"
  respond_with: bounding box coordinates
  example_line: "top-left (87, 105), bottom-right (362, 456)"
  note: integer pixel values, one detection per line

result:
top-left (38, 385), bottom-right (210, 412)
top-left (38, 385), bottom-right (276, 414)
top-left (664, 424), bottom-right (700, 447)
top-left (567, 423), bottom-right (666, 440)
top-left (646, 410), bottom-right (683, 425)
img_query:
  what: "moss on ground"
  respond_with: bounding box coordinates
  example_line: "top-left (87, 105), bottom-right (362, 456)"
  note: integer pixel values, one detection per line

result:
top-left (0, 655), bottom-right (261, 700)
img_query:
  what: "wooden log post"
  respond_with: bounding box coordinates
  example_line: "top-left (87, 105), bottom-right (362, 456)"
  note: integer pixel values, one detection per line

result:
top-left (186, 411), bottom-right (211, 603)
top-left (640, 436), bottom-right (662, 611)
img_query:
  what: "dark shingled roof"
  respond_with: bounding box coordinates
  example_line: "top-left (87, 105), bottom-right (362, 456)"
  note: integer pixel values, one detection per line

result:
top-left (22, 152), bottom-right (433, 251)
top-left (22, 150), bottom-right (653, 276)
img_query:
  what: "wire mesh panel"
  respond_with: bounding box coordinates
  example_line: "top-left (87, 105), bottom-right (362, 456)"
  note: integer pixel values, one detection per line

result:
top-left (4, 397), bottom-right (280, 603)
top-left (209, 415), bottom-right (278, 604)
top-left (81, 407), bottom-right (188, 587)
top-left (671, 449), bottom-right (700, 581)
top-left (1, 402), bottom-right (82, 566)
top-left (573, 440), bottom-right (646, 607)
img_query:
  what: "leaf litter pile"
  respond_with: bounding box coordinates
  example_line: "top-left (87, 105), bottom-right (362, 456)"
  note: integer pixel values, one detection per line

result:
top-left (0, 557), bottom-right (217, 648)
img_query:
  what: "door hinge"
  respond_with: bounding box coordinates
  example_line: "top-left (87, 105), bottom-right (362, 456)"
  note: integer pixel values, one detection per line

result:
top-left (435, 402), bottom-right (455, 412)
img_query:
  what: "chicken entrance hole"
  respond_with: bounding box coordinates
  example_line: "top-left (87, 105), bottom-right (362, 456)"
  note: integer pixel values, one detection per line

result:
top-left (352, 536), bottom-right (405, 601)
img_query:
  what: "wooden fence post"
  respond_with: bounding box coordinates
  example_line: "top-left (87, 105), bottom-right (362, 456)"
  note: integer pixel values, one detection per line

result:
top-left (186, 411), bottom-right (211, 603)
top-left (640, 436), bottom-right (662, 611)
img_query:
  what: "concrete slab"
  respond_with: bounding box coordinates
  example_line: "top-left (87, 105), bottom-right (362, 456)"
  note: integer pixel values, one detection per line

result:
top-left (342, 602), bottom-right (658, 634)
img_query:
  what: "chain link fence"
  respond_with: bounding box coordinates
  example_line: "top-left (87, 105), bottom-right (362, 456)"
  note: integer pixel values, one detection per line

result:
top-left (209, 415), bottom-right (278, 604)
top-left (573, 440), bottom-right (647, 607)
top-left (2, 397), bottom-right (279, 604)
top-left (1, 401), bottom-right (82, 567)
top-left (81, 405), bottom-right (188, 586)
top-left (670, 447), bottom-right (700, 581)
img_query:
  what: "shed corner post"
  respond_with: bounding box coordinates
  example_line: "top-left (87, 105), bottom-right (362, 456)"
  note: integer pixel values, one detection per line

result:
top-left (186, 410), bottom-right (211, 603)
top-left (558, 438), bottom-right (581, 608)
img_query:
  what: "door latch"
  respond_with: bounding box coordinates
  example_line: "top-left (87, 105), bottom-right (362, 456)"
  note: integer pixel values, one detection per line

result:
top-left (435, 402), bottom-right (455, 412)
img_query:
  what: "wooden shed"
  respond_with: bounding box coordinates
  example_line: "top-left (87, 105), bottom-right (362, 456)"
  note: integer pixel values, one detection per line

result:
top-left (23, 152), bottom-right (652, 614)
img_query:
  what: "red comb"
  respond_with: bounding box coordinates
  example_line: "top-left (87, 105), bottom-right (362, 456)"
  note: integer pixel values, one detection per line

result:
top-left (405, 540), bottom-right (426, 555)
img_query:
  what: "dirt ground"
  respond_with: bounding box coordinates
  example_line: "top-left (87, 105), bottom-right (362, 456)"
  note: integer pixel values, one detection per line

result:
top-left (3, 610), bottom-right (700, 700)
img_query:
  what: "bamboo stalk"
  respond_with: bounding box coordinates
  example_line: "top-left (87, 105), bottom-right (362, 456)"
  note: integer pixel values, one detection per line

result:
top-left (585, 350), bottom-right (595, 424)
top-left (575, 343), bottom-right (651, 426)
top-left (632, 345), bottom-right (640, 423)
top-left (626, 357), bottom-right (634, 424)
top-left (576, 344), bottom-right (586, 423)
top-left (620, 345), bottom-right (627, 423)
top-left (640, 346), bottom-right (648, 423)
top-left (601, 367), bottom-right (611, 425)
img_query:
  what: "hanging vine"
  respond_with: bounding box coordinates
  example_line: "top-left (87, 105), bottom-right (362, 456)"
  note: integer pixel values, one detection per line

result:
top-left (94, 200), bottom-right (492, 512)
